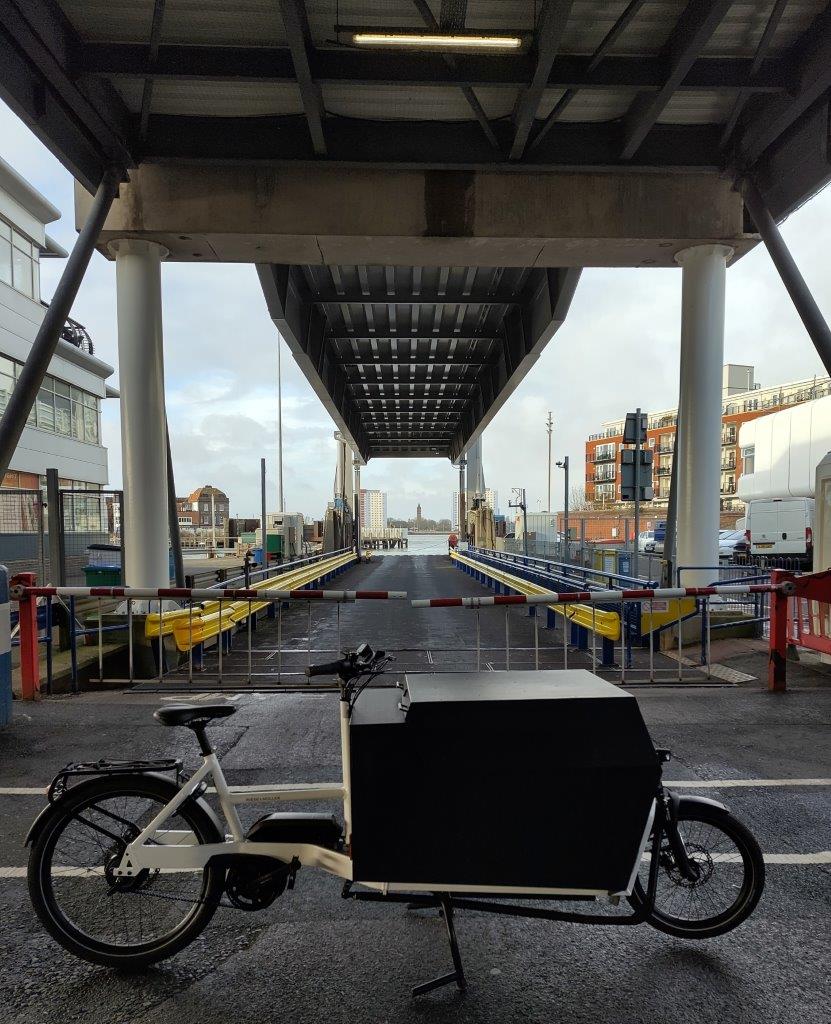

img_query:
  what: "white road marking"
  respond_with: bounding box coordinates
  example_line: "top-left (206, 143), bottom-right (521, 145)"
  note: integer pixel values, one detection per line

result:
top-left (1, 852), bottom-right (829, 879)
top-left (663, 778), bottom-right (831, 788)
top-left (3, 778), bottom-right (830, 797)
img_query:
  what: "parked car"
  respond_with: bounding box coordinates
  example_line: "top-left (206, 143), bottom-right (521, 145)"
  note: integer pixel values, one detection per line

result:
top-left (745, 497), bottom-right (814, 564)
top-left (718, 530), bottom-right (749, 562)
top-left (637, 530), bottom-right (655, 552)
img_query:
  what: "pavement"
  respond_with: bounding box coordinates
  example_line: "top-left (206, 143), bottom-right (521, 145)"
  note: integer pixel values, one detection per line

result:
top-left (1, 554), bottom-right (829, 1023)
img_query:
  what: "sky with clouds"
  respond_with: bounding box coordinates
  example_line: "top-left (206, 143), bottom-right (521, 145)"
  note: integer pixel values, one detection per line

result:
top-left (3, 98), bottom-right (830, 522)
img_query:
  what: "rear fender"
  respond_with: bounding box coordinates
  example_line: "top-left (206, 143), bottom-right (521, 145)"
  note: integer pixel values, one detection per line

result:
top-left (24, 772), bottom-right (223, 847)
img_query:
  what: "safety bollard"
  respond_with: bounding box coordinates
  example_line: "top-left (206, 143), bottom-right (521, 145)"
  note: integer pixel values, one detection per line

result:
top-left (1, 566), bottom-right (11, 724)
top-left (768, 569), bottom-right (789, 692)
top-left (11, 572), bottom-right (39, 700)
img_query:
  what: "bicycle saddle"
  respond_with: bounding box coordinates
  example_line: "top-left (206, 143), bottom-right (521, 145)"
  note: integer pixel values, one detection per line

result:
top-left (154, 704), bottom-right (236, 728)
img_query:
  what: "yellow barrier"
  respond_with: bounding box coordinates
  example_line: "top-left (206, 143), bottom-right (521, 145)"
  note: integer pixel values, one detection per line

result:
top-left (145, 551), bottom-right (357, 651)
top-left (451, 551), bottom-right (621, 641)
top-left (451, 551), bottom-right (696, 640)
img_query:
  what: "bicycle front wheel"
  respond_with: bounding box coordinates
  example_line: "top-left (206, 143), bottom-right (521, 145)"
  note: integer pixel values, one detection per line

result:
top-left (629, 801), bottom-right (765, 939)
top-left (28, 774), bottom-right (225, 968)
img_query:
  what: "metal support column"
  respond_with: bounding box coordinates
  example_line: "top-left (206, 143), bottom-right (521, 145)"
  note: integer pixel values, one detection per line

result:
top-left (0, 170), bottom-right (119, 480)
top-left (109, 239), bottom-right (170, 587)
top-left (353, 455), bottom-right (362, 554)
top-left (166, 419), bottom-right (185, 587)
top-left (743, 180), bottom-right (831, 376)
top-left (675, 244), bottom-right (733, 587)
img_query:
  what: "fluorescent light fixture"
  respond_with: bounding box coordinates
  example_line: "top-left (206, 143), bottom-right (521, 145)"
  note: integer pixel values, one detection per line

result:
top-left (352, 32), bottom-right (523, 51)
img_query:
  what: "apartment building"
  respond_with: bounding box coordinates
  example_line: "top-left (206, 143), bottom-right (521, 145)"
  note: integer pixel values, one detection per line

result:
top-left (359, 488), bottom-right (387, 530)
top-left (584, 365), bottom-right (831, 511)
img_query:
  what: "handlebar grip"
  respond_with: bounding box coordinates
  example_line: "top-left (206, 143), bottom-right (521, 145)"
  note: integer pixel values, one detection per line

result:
top-left (305, 659), bottom-right (346, 678)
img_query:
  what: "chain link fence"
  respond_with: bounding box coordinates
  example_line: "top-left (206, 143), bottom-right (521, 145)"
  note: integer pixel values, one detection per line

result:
top-left (0, 489), bottom-right (47, 579)
top-left (59, 489), bottom-right (123, 585)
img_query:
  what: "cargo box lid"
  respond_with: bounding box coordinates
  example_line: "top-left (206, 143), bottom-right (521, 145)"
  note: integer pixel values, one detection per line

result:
top-left (403, 670), bottom-right (629, 710)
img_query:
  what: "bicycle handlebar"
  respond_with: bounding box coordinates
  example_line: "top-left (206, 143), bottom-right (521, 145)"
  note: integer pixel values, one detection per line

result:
top-left (305, 659), bottom-right (347, 678)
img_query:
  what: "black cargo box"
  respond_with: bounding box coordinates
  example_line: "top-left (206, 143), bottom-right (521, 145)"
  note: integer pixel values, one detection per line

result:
top-left (349, 671), bottom-right (659, 892)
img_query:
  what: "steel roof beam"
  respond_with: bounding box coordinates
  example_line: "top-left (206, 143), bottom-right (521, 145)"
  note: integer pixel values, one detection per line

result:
top-left (734, 4), bottom-right (831, 167)
top-left (510, 0), bottom-right (575, 160)
top-left (140, 115), bottom-right (722, 167)
top-left (76, 45), bottom-right (789, 93)
top-left (311, 287), bottom-right (522, 305)
top-left (277, 0), bottom-right (326, 156)
top-left (0, 0), bottom-right (133, 188)
top-left (529, 0), bottom-right (647, 154)
top-left (139, 0), bottom-right (167, 141)
top-left (412, 0), bottom-right (499, 150)
top-left (620, 0), bottom-right (732, 161)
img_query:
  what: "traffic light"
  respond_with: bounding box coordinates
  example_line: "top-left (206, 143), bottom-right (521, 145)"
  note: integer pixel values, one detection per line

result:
top-left (620, 448), bottom-right (653, 502)
top-left (623, 411), bottom-right (648, 444)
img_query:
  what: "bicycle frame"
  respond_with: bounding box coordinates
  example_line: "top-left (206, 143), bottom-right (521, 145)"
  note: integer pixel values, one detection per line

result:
top-left (114, 693), bottom-right (657, 901)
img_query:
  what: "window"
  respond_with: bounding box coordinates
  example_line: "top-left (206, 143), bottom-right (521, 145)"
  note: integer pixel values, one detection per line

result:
top-left (742, 445), bottom-right (755, 475)
top-left (2, 357), bottom-right (101, 444)
top-left (0, 218), bottom-right (41, 299)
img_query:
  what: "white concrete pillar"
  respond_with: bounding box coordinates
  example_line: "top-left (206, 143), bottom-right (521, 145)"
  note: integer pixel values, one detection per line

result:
top-left (109, 239), bottom-right (170, 587)
top-left (675, 244), bottom-right (733, 587)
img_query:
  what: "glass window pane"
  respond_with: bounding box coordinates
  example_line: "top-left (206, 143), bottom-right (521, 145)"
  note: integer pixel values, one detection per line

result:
top-left (0, 237), bottom-right (11, 285)
top-left (12, 229), bottom-right (31, 254)
top-left (71, 400), bottom-right (84, 440)
top-left (54, 379), bottom-right (70, 397)
top-left (0, 355), bottom-right (13, 377)
top-left (36, 388), bottom-right (55, 431)
top-left (82, 390), bottom-right (96, 408)
top-left (83, 405), bottom-right (98, 443)
top-left (55, 393), bottom-right (71, 435)
top-left (70, 386), bottom-right (82, 402)
top-left (0, 373), bottom-right (12, 414)
top-left (12, 249), bottom-right (32, 296)
top-left (0, 219), bottom-right (10, 240)
top-left (43, 374), bottom-right (54, 392)
top-left (32, 258), bottom-right (40, 300)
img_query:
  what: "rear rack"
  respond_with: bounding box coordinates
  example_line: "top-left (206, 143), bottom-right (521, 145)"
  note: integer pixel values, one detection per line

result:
top-left (47, 759), bottom-right (183, 802)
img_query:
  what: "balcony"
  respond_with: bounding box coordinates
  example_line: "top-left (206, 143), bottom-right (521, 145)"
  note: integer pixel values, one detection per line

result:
top-left (721, 457), bottom-right (736, 471)
top-left (655, 465), bottom-right (672, 476)
top-left (593, 449), bottom-right (616, 463)
top-left (594, 470), bottom-right (616, 483)
top-left (721, 430), bottom-right (737, 446)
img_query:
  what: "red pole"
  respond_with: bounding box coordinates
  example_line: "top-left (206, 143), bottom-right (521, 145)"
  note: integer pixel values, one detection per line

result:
top-left (768, 569), bottom-right (789, 693)
top-left (12, 573), bottom-right (40, 700)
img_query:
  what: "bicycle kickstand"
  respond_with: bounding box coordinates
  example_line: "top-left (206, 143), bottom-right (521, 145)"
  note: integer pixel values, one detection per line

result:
top-left (412, 894), bottom-right (468, 998)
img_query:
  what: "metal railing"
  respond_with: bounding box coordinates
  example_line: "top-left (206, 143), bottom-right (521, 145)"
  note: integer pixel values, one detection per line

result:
top-left (9, 549), bottom-right (362, 694)
top-left (415, 579), bottom-right (791, 687)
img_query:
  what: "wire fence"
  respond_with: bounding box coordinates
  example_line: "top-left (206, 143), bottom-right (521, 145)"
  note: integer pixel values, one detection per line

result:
top-left (0, 489), bottom-right (47, 580)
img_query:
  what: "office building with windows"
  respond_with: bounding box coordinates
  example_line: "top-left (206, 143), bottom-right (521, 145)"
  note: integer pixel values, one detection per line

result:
top-left (0, 157), bottom-right (116, 492)
top-left (584, 365), bottom-right (831, 511)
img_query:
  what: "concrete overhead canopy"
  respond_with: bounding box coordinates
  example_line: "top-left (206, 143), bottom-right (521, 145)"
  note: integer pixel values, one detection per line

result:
top-left (6, 0), bottom-right (831, 460)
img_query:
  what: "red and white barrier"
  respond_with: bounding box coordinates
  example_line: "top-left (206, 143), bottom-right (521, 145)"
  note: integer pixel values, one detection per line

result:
top-left (12, 585), bottom-right (407, 603)
top-left (411, 583), bottom-right (791, 609)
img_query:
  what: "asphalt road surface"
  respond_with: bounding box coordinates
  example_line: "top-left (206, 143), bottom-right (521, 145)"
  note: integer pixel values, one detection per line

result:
top-left (1, 682), bottom-right (829, 1024)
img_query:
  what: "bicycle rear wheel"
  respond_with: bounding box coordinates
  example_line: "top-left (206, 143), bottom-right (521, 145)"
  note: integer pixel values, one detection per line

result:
top-left (28, 774), bottom-right (225, 968)
top-left (629, 801), bottom-right (765, 939)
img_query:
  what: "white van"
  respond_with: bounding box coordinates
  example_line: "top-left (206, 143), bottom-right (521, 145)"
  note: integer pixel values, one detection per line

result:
top-left (745, 497), bottom-right (814, 562)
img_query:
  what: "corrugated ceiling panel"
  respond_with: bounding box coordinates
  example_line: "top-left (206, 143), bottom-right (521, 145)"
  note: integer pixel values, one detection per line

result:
top-left (657, 91), bottom-right (734, 124)
top-left (321, 83), bottom-right (517, 121)
top-left (703, 0), bottom-right (826, 55)
top-left (112, 78), bottom-right (304, 117)
top-left (59, 0), bottom-right (287, 45)
top-left (541, 88), bottom-right (633, 122)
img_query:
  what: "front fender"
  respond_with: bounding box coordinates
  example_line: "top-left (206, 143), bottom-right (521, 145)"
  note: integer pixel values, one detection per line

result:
top-left (669, 792), bottom-right (729, 818)
top-left (24, 772), bottom-right (223, 847)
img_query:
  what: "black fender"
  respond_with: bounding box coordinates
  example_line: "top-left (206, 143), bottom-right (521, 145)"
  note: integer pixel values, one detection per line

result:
top-left (668, 791), bottom-right (729, 818)
top-left (24, 772), bottom-right (223, 847)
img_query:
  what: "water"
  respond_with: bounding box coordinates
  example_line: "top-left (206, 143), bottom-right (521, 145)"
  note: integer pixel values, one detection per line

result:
top-left (379, 533), bottom-right (451, 556)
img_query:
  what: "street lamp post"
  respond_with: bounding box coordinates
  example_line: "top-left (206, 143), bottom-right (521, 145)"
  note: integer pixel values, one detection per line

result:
top-left (546, 411), bottom-right (553, 512)
top-left (556, 456), bottom-right (569, 562)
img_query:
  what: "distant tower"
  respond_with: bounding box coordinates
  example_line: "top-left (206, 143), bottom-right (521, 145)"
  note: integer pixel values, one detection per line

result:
top-left (416, 503), bottom-right (422, 528)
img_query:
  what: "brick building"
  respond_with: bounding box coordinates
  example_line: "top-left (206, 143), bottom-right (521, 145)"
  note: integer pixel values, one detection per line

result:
top-left (584, 366), bottom-right (831, 512)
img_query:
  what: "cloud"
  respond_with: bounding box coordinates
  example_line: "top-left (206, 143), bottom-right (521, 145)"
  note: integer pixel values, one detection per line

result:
top-left (3, 99), bottom-right (830, 523)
